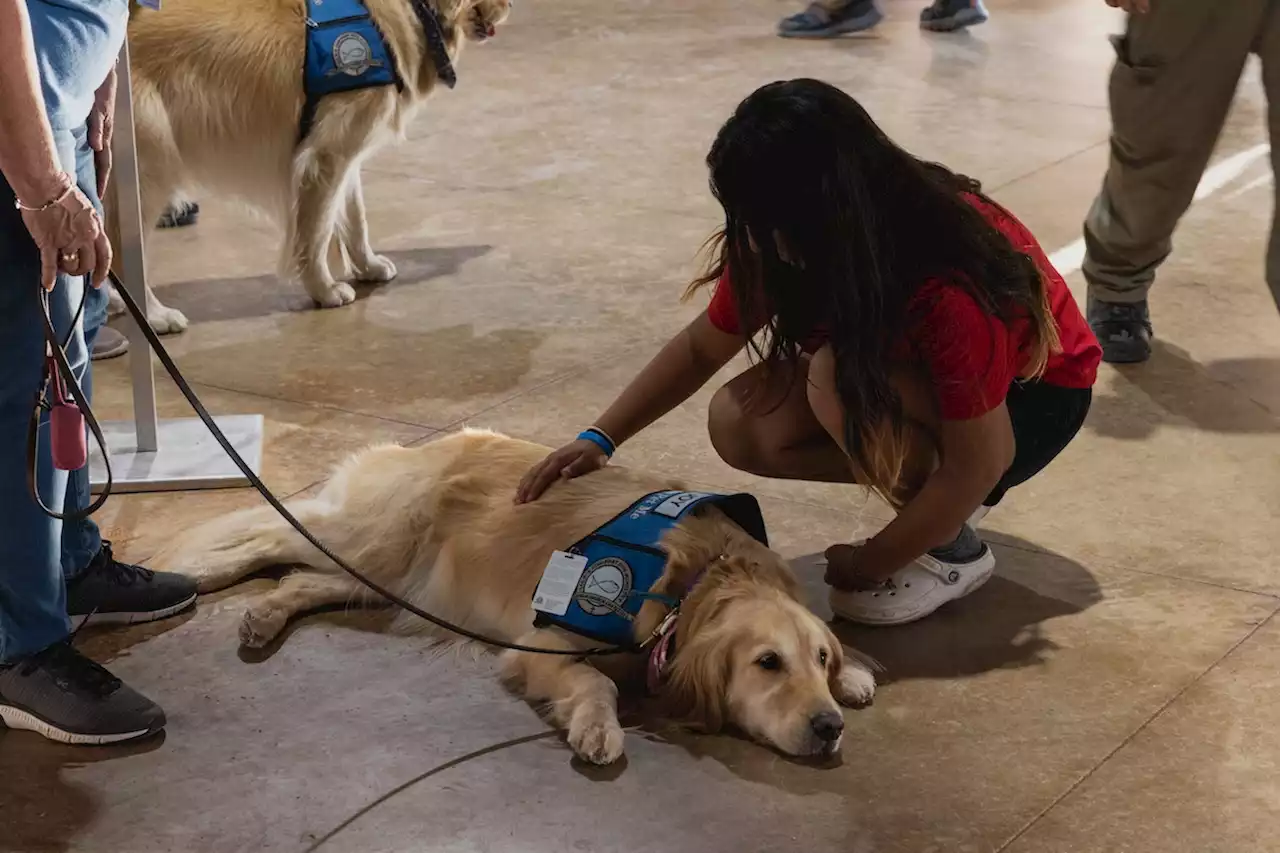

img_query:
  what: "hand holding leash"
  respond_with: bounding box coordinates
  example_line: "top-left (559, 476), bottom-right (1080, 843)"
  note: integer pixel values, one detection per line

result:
top-left (17, 173), bottom-right (112, 290)
top-left (88, 66), bottom-right (117, 200)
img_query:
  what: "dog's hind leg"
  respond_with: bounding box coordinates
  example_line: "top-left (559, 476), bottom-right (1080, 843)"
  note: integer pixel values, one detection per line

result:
top-left (501, 631), bottom-right (627, 766)
top-left (120, 81), bottom-right (191, 334)
top-left (239, 571), bottom-right (370, 648)
top-left (337, 168), bottom-right (397, 284)
top-left (161, 499), bottom-right (339, 593)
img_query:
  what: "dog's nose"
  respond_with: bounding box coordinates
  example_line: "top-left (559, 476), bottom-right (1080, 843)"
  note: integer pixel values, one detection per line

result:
top-left (810, 710), bottom-right (845, 743)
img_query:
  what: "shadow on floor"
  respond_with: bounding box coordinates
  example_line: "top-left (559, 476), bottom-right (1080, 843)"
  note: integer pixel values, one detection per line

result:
top-left (795, 533), bottom-right (1103, 684)
top-left (0, 732), bottom-right (165, 853)
top-left (1088, 342), bottom-right (1280, 438)
top-left (141, 244), bottom-right (492, 325)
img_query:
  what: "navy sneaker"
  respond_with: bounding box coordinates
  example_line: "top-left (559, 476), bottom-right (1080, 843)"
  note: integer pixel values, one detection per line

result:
top-left (0, 640), bottom-right (165, 745)
top-left (157, 201), bottom-right (199, 229)
top-left (920, 0), bottom-right (989, 32)
top-left (66, 542), bottom-right (198, 629)
top-left (778, 1), bottom-right (883, 38)
top-left (1088, 298), bottom-right (1153, 364)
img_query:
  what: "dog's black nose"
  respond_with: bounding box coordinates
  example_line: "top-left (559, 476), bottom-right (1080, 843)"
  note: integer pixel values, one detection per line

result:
top-left (810, 710), bottom-right (845, 743)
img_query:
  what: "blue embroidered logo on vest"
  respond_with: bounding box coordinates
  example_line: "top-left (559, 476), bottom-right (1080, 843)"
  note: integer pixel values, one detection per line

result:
top-left (532, 491), bottom-right (768, 647)
top-left (301, 0), bottom-right (401, 137)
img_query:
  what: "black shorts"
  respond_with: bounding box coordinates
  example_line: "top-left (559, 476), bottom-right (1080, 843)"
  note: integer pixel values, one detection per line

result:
top-left (983, 381), bottom-right (1092, 508)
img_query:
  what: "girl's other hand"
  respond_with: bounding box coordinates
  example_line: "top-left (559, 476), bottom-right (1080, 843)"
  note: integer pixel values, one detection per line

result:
top-left (515, 439), bottom-right (610, 504)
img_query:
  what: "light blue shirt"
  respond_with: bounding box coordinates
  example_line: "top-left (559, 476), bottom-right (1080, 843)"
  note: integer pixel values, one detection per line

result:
top-left (26, 0), bottom-right (129, 131)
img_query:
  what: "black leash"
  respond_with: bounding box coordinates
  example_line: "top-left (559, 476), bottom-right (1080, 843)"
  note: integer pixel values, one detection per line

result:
top-left (97, 272), bottom-right (652, 658)
top-left (28, 283), bottom-right (114, 522)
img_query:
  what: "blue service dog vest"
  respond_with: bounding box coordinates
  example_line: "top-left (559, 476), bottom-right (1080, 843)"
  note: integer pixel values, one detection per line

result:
top-left (532, 491), bottom-right (769, 647)
top-left (301, 0), bottom-right (401, 138)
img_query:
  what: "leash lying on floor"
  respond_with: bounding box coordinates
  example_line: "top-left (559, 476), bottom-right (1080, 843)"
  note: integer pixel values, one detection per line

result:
top-left (35, 271), bottom-right (678, 658)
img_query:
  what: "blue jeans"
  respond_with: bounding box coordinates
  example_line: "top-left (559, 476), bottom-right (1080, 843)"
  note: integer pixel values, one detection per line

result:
top-left (0, 126), bottom-right (107, 663)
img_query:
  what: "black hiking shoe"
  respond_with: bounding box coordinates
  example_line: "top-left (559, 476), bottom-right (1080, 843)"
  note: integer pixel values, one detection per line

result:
top-left (66, 542), bottom-right (198, 629)
top-left (0, 640), bottom-right (165, 745)
top-left (1088, 298), bottom-right (1153, 364)
top-left (919, 0), bottom-right (989, 31)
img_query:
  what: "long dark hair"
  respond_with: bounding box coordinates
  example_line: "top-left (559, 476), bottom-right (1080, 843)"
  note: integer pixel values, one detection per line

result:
top-left (685, 79), bottom-right (1059, 503)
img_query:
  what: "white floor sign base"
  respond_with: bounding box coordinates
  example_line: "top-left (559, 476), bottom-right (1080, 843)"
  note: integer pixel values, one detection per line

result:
top-left (89, 415), bottom-right (266, 494)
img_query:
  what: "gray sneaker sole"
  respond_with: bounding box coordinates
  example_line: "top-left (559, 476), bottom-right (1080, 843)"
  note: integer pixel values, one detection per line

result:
top-left (779, 8), bottom-right (884, 38)
top-left (0, 703), bottom-right (160, 745)
top-left (68, 591), bottom-right (198, 630)
top-left (920, 7), bottom-right (988, 31)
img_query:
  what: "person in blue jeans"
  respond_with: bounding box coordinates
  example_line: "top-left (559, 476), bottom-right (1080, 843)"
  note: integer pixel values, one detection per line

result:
top-left (0, 0), bottom-right (198, 745)
top-left (779, 0), bottom-right (989, 38)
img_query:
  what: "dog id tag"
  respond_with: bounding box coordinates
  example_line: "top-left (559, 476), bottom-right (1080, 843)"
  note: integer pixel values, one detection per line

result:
top-left (135, 0), bottom-right (162, 10)
top-left (532, 551), bottom-right (588, 617)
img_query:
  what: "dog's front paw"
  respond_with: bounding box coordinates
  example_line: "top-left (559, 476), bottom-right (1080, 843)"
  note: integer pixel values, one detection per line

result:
top-left (834, 665), bottom-right (877, 707)
top-left (309, 281), bottom-right (357, 308)
top-left (354, 254), bottom-right (397, 283)
top-left (240, 606), bottom-right (287, 648)
top-left (150, 305), bottom-right (189, 335)
top-left (568, 713), bottom-right (625, 765)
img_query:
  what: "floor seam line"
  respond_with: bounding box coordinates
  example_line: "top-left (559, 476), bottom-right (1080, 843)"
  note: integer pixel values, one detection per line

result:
top-left (993, 601), bottom-right (1280, 852)
top-left (184, 379), bottom-right (448, 432)
top-left (986, 140), bottom-right (1109, 194)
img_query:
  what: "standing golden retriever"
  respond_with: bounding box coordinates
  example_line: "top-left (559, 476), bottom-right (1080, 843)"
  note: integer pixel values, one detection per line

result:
top-left (160, 430), bottom-right (878, 765)
top-left (110, 0), bottom-right (512, 333)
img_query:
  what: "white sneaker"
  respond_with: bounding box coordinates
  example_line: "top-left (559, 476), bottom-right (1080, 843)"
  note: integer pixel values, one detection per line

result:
top-left (829, 545), bottom-right (996, 627)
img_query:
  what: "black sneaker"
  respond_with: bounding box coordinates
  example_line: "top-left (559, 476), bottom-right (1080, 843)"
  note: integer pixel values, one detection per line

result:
top-left (778, 1), bottom-right (883, 38)
top-left (156, 200), bottom-right (200, 229)
top-left (66, 542), bottom-right (198, 629)
top-left (1088, 298), bottom-right (1153, 364)
top-left (0, 640), bottom-right (165, 745)
top-left (919, 0), bottom-right (989, 31)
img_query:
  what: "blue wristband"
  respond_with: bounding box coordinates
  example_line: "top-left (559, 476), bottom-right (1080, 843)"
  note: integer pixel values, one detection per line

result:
top-left (577, 428), bottom-right (616, 458)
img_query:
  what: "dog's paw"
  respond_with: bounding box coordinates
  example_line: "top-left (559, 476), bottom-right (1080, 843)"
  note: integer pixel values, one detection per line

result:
top-left (150, 305), bottom-right (189, 335)
top-left (354, 254), bottom-right (397, 283)
top-left (834, 665), bottom-right (877, 707)
top-left (240, 606), bottom-right (287, 648)
top-left (568, 716), bottom-right (626, 765)
top-left (310, 281), bottom-right (357, 308)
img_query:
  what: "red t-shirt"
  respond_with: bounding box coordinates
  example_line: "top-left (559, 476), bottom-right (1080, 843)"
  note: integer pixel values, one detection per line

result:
top-left (704, 194), bottom-right (1101, 420)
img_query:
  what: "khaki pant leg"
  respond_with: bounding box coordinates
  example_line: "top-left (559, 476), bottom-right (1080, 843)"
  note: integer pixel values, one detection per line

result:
top-left (1083, 0), bottom-right (1267, 303)
top-left (1256, 0), bottom-right (1280, 313)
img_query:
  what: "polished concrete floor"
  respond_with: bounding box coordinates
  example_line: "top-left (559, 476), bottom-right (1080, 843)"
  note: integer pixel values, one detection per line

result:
top-left (5, 1), bottom-right (1280, 851)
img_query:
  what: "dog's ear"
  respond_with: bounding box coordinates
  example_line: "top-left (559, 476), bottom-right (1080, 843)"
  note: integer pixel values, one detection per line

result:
top-left (661, 587), bottom-right (736, 731)
top-left (663, 634), bottom-right (729, 733)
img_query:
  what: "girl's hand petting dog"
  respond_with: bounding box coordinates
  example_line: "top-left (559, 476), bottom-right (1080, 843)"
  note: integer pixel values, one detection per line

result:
top-left (515, 439), bottom-right (609, 504)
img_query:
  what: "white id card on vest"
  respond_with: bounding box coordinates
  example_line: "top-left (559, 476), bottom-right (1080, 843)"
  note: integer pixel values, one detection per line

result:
top-left (532, 551), bottom-right (588, 617)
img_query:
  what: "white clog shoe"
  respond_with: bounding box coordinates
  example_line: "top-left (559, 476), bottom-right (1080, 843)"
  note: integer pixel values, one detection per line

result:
top-left (829, 545), bottom-right (996, 627)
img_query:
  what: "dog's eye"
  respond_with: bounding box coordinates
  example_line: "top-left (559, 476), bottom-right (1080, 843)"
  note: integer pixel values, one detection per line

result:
top-left (756, 652), bottom-right (782, 672)
top-left (818, 649), bottom-right (829, 667)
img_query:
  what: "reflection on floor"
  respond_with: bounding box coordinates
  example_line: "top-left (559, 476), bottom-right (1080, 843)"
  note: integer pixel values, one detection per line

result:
top-left (5, 1), bottom-right (1279, 851)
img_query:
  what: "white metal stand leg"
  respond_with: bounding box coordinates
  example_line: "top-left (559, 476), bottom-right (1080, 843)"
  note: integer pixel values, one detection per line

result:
top-left (89, 38), bottom-right (265, 494)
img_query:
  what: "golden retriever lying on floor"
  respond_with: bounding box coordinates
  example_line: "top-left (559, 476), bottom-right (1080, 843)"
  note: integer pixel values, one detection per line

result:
top-left (162, 430), bottom-right (877, 764)
top-left (109, 0), bottom-right (511, 334)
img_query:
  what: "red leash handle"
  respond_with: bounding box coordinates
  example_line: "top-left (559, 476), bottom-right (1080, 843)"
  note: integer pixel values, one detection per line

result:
top-left (47, 352), bottom-right (88, 471)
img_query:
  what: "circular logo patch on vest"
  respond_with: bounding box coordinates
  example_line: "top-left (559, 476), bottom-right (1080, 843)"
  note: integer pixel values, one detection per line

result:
top-left (575, 557), bottom-right (633, 617)
top-left (333, 32), bottom-right (374, 76)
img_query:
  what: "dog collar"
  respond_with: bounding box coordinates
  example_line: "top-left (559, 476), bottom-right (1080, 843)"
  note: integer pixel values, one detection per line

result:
top-left (409, 0), bottom-right (457, 89)
top-left (644, 560), bottom-right (716, 695)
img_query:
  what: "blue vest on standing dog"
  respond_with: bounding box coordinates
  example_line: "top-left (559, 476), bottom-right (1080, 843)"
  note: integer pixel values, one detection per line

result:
top-left (301, 0), bottom-right (401, 139)
top-left (532, 491), bottom-right (769, 648)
